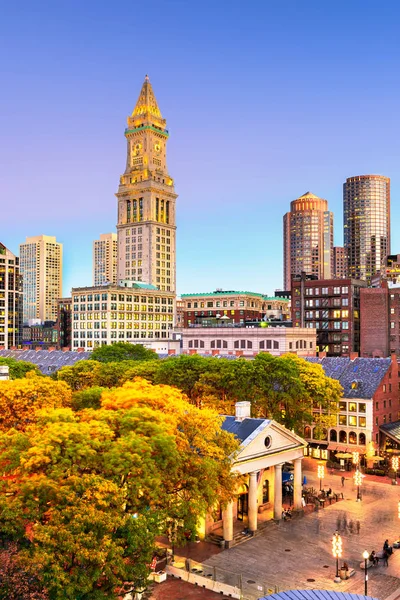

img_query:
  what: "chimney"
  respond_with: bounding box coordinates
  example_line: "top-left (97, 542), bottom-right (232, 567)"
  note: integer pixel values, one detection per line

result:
top-left (235, 401), bottom-right (251, 422)
top-left (0, 366), bottom-right (9, 381)
top-left (350, 352), bottom-right (359, 360)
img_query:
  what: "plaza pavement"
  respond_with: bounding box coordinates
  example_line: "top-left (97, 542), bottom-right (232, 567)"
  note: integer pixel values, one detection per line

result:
top-left (202, 458), bottom-right (400, 600)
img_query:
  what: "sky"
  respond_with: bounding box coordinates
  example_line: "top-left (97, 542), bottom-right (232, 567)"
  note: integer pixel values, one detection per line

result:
top-left (1, 0), bottom-right (400, 297)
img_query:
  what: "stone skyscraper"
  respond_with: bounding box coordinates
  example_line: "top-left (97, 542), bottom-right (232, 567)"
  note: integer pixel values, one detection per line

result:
top-left (19, 235), bottom-right (62, 322)
top-left (93, 233), bottom-right (118, 286)
top-left (344, 174), bottom-right (390, 282)
top-left (283, 191), bottom-right (334, 290)
top-left (0, 243), bottom-right (22, 349)
top-left (116, 76), bottom-right (177, 292)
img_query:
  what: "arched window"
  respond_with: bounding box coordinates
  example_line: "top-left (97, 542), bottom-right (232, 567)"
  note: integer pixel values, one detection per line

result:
top-left (320, 428), bottom-right (328, 441)
top-left (359, 432), bottom-right (366, 446)
top-left (273, 340), bottom-right (279, 349)
top-left (259, 341), bottom-right (265, 350)
top-left (330, 430), bottom-right (337, 442)
top-left (304, 426), bottom-right (311, 438)
top-left (339, 430), bottom-right (347, 443)
top-left (349, 431), bottom-right (357, 445)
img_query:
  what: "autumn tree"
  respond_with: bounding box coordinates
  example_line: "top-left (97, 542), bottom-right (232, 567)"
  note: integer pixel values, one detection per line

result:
top-left (0, 357), bottom-right (41, 379)
top-left (90, 342), bottom-right (158, 363)
top-left (0, 379), bottom-right (239, 599)
top-left (0, 373), bottom-right (72, 432)
top-left (0, 542), bottom-right (49, 600)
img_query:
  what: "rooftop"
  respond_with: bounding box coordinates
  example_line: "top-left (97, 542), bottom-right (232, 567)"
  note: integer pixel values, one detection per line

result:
top-left (221, 415), bottom-right (268, 443)
top-left (181, 290), bottom-right (265, 298)
top-left (306, 357), bottom-right (391, 399)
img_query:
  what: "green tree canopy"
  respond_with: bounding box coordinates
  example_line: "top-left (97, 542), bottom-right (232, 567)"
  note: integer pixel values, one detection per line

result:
top-left (90, 342), bottom-right (158, 363)
top-left (0, 357), bottom-right (41, 379)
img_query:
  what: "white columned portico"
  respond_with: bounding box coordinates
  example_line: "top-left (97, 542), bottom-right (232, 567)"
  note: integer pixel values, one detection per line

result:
top-left (293, 457), bottom-right (303, 511)
top-left (248, 471), bottom-right (258, 533)
top-left (222, 500), bottom-right (233, 548)
top-left (274, 463), bottom-right (283, 520)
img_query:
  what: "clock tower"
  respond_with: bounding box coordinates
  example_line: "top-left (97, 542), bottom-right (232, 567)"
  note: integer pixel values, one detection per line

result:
top-left (116, 75), bottom-right (177, 292)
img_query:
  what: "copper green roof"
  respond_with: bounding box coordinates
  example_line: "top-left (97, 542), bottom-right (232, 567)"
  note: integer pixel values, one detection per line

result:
top-left (263, 296), bottom-right (289, 302)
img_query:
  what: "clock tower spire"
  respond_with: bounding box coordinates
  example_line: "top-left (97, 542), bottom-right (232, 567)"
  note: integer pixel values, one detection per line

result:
top-left (116, 76), bottom-right (177, 292)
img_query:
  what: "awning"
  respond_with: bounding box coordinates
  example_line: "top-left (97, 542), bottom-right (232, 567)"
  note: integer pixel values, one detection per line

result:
top-left (327, 443), bottom-right (365, 453)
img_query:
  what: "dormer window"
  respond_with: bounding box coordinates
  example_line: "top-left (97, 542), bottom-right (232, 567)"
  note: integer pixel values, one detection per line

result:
top-left (351, 380), bottom-right (359, 390)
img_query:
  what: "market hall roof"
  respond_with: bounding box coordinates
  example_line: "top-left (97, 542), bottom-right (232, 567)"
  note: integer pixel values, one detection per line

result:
top-left (306, 357), bottom-right (391, 399)
top-left (259, 590), bottom-right (378, 600)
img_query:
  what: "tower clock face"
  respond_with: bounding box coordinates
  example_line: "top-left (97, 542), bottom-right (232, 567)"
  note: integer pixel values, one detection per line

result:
top-left (132, 142), bottom-right (142, 156)
top-left (154, 142), bottom-right (161, 153)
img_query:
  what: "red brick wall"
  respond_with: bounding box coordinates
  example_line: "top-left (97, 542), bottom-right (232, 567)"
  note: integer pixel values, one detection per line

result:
top-left (360, 287), bottom-right (389, 357)
top-left (372, 356), bottom-right (400, 443)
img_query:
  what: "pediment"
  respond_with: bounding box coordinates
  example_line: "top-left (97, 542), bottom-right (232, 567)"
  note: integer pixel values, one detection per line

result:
top-left (235, 420), bottom-right (305, 464)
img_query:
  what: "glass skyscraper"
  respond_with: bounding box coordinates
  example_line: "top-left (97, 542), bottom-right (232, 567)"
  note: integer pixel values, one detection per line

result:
top-left (283, 191), bottom-right (334, 290)
top-left (343, 175), bottom-right (390, 282)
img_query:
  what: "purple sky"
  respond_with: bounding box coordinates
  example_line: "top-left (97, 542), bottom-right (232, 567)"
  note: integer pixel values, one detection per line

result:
top-left (1, 0), bottom-right (400, 296)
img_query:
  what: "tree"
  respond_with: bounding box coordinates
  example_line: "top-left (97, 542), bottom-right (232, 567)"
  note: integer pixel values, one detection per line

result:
top-left (0, 379), bottom-right (239, 599)
top-left (0, 373), bottom-right (72, 432)
top-left (0, 357), bottom-right (41, 379)
top-left (0, 542), bottom-right (49, 599)
top-left (90, 342), bottom-right (158, 363)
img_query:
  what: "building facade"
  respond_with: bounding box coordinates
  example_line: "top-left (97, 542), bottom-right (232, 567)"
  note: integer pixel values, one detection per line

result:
top-left (291, 273), bottom-right (366, 356)
top-left (19, 235), bottom-right (62, 323)
top-left (93, 233), bottom-right (118, 286)
top-left (344, 174), bottom-right (390, 282)
top-left (333, 246), bottom-right (348, 279)
top-left (182, 290), bottom-right (289, 328)
top-left (283, 191), bottom-right (334, 291)
top-left (56, 297), bottom-right (72, 349)
top-left (116, 76), bottom-right (177, 293)
top-left (181, 324), bottom-right (316, 357)
top-left (72, 281), bottom-right (174, 350)
top-left (22, 321), bottom-right (58, 349)
top-left (303, 356), bottom-right (398, 458)
top-left (360, 282), bottom-right (400, 358)
top-left (0, 243), bottom-right (23, 349)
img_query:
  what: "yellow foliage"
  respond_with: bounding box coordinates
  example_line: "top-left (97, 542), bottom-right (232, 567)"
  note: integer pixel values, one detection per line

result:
top-left (0, 375), bottom-right (72, 432)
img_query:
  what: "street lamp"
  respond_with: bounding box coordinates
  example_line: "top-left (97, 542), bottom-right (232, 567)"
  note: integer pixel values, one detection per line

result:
top-left (352, 451), bottom-right (359, 467)
top-left (354, 468), bottom-right (362, 501)
top-left (318, 464), bottom-right (324, 491)
top-left (362, 550), bottom-right (369, 595)
top-left (392, 456), bottom-right (399, 481)
top-left (332, 531), bottom-right (342, 583)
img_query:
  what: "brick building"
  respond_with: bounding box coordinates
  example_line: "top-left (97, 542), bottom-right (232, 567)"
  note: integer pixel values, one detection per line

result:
top-left (291, 273), bottom-right (367, 356)
top-left (56, 297), bottom-right (72, 349)
top-left (303, 356), bottom-right (399, 458)
top-left (181, 290), bottom-right (289, 328)
top-left (360, 282), bottom-right (400, 358)
top-left (333, 246), bottom-right (348, 279)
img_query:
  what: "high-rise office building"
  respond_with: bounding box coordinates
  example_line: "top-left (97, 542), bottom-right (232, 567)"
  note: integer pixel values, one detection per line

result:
top-left (333, 246), bottom-right (348, 279)
top-left (344, 175), bottom-right (390, 282)
top-left (19, 235), bottom-right (63, 322)
top-left (116, 75), bottom-right (177, 292)
top-left (283, 191), bottom-right (334, 290)
top-left (0, 243), bottom-right (23, 349)
top-left (93, 233), bottom-right (118, 286)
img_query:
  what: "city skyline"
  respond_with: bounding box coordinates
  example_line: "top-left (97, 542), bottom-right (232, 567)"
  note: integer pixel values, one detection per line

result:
top-left (2, 1), bottom-right (400, 295)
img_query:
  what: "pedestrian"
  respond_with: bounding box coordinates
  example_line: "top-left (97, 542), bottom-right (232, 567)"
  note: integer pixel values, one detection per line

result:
top-left (343, 514), bottom-right (348, 531)
top-left (349, 519), bottom-right (354, 534)
top-left (341, 476), bottom-right (345, 487)
top-left (336, 515), bottom-right (342, 531)
top-left (356, 520), bottom-right (360, 534)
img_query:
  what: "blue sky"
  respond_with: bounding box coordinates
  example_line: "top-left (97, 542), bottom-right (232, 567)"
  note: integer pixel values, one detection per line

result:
top-left (1, 0), bottom-right (400, 296)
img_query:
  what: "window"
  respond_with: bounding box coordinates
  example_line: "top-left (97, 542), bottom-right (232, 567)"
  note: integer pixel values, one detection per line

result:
top-left (349, 402), bottom-right (357, 412)
top-left (262, 480), bottom-right (269, 504)
top-left (333, 287), bottom-right (340, 294)
top-left (341, 287), bottom-right (348, 294)
top-left (348, 416), bottom-right (357, 427)
top-left (322, 287), bottom-right (328, 295)
top-left (338, 415), bottom-right (347, 425)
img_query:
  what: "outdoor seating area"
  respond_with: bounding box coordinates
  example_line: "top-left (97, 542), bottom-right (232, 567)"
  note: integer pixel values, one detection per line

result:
top-left (302, 486), bottom-right (344, 509)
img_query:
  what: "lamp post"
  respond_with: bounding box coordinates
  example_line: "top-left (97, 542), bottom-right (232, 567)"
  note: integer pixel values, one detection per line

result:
top-left (392, 456), bottom-right (399, 482)
top-left (352, 451), bottom-right (359, 468)
top-left (362, 550), bottom-right (369, 596)
top-left (332, 531), bottom-right (342, 583)
top-left (354, 468), bottom-right (362, 501)
top-left (318, 464), bottom-right (324, 491)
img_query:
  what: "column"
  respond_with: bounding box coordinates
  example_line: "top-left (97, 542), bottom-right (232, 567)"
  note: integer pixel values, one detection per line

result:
top-left (274, 463), bottom-right (283, 520)
top-left (293, 457), bottom-right (303, 511)
top-left (222, 501), bottom-right (233, 548)
top-left (248, 471), bottom-right (258, 533)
